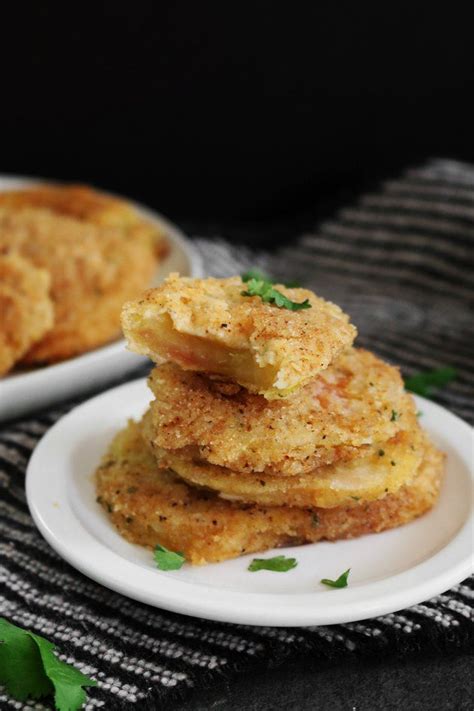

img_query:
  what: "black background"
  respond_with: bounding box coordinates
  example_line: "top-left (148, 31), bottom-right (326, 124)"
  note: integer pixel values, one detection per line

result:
top-left (1, 2), bottom-right (473, 244)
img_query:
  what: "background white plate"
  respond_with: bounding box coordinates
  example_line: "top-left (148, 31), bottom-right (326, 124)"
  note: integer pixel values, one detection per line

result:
top-left (26, 380), bottom-right (474, 627)
top-left (0, 175), bottom-right (203, 421)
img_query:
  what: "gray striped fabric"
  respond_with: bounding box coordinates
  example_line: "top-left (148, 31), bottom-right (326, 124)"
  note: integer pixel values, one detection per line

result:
top-left (0, 158), bottom-right (473, 710)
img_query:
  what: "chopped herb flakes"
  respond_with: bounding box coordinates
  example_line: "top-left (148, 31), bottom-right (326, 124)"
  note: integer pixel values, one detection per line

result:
top-left (241, 276), bottom-right (311, 311)
top-left (404, 367), bottom-right (457, 398)
top-left (390, 410), bottom-right (400, 422)
top-left (321, 568), bottom-right (350, 588)
top-left (154, 544), bottom-right (185, 571)
top-left (248, 555), bottom-right (298, 572)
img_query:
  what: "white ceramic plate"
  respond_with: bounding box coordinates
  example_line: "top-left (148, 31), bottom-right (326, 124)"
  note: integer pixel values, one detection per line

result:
top-left (26, 380), bottom-right (473, 627)
top-left (0, 175), bottom-right (202, 421)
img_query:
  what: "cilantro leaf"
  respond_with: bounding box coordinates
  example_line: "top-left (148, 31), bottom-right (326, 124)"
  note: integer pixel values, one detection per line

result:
top-left (154, 544), bottom-right (185, 570)
top-left (0, 619), bottom-right (52, 701)
top-left (321, 568), bottom-right (350, 588)
top-left (248, 555), bottom-right (298, 572)
top-left (0, 617), bottom-right (96, 710)
top-left (31, 632), bottom-right (96, 711)
top-left (241, 277), bottom-right (311, 311)
top-left (241, 270), bottom-right (301, 288)
top-left (404, 367), bottom-right (457, 398)
top-left (241, 269), bottom-right (270, 283)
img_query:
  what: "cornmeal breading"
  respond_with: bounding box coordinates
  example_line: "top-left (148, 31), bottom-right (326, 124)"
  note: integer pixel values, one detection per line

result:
top-left (145, 349), bottom-right (416, 475)
top-left (0, 207), bottom-right (157, 362)
top-left (0, 254), bottom-right (54, 375)
top-left (95, 420), bottom-right (443, 565)
top-left (0, 183), bottom-right (166, 255)
top-left (143, 415), bottom-right (425, 509)
top-left (121, 274), bottom-right (356, 398)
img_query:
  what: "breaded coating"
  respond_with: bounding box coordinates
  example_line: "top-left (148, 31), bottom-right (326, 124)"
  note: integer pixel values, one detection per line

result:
top-left (0, 208), bottom-right (157, 362)
top-left (143, 415), bottom-right (425, 509)
top-left (95, 420), bottom-right (443, 565)
top-left (0, 254), bottom-right (54, 375)
top-left (145, 349), bottom-right (417, 475)
top-left (121, 274), bottom-right (356, 398)
top-left (0, 183), bottom-right (166, 255)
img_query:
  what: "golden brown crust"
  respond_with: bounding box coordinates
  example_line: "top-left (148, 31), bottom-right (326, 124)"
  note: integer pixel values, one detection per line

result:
top-left (143, 415), bottom-right (425, 509)
top-left (0, 183), bottom-right (166, 254)
top-left (145, 349), bottom-right (417, 475)
top-left (0, 207), bottom-right (157, 362)
top-left (0, 254), bottom-right (54, 375)
top-left (95, 420), bottom-right (443, 565)
top-left (121, 274), bottom-right (357, 397)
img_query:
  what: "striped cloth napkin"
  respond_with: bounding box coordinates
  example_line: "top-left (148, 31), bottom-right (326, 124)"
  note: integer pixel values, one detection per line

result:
top-left (0, 158), bottom-right (472, 710)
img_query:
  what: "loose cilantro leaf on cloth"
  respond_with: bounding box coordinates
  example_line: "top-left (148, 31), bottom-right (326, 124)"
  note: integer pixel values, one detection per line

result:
top-left (154, 544), bottom-right (186, 570)
top-left (404, 367), bottom-right (457, 398)
top-left (241, 277), bottom-right (311, 311)
top-left (0, 617), bottom-right (96, 710)
top-left (248, 555), bottom-right (298, 572)
top-left (321, 568), bottom-right (351, 588)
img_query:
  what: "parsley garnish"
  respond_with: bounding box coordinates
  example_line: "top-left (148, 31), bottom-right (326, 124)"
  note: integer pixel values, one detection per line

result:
top-left (241, 270), bottom-right (301, 288)
top-left (154, 544), bottom-right (185, 570)
top-left (0, 617), bottom-right (96, 710)
top-left (241, 277), bottom-right (311, 311)
top-left (248, 555), bottom-right (298, 572)
top-left (241, 269), bottom-right (269, 283)
top-left (404, 367), bottom-right (457, 398)
top-left (390, 410), bottom-right (400, 421)
top-left (321, 568), bottom-right (350, 588)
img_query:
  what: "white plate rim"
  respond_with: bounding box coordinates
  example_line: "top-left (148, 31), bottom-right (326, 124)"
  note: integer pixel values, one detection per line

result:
top-left (25, 379), bottom-right (474, 627)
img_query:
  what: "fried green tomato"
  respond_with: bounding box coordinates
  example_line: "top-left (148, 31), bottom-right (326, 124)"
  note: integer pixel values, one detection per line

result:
top-left (95, 420), bottom-right (443, 565)
top-left (0, 207), bottom-right (157, 363)
top-left (0, 183), bottom-right (166, 256)
top-left (143, 413), bottom-right (425, 509)
top-left (122, 274), bottom-right (356, 398)
top-left (144, 349), bottom-right (417, 475)
top-left (0, 254), bottom-right (54, 375)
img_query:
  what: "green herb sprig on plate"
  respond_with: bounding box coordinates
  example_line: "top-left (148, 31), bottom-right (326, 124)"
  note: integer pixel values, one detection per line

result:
top-left (248, 555), bottom-right (298, 572)
top-left (320, 568), bottom-right (351, 588)
top-left (154, 544), bottom-right (186, 570)
top-left (0, 617), bottom-right (96, 710)
top-left (404, 367), bottom-right (457, 398)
